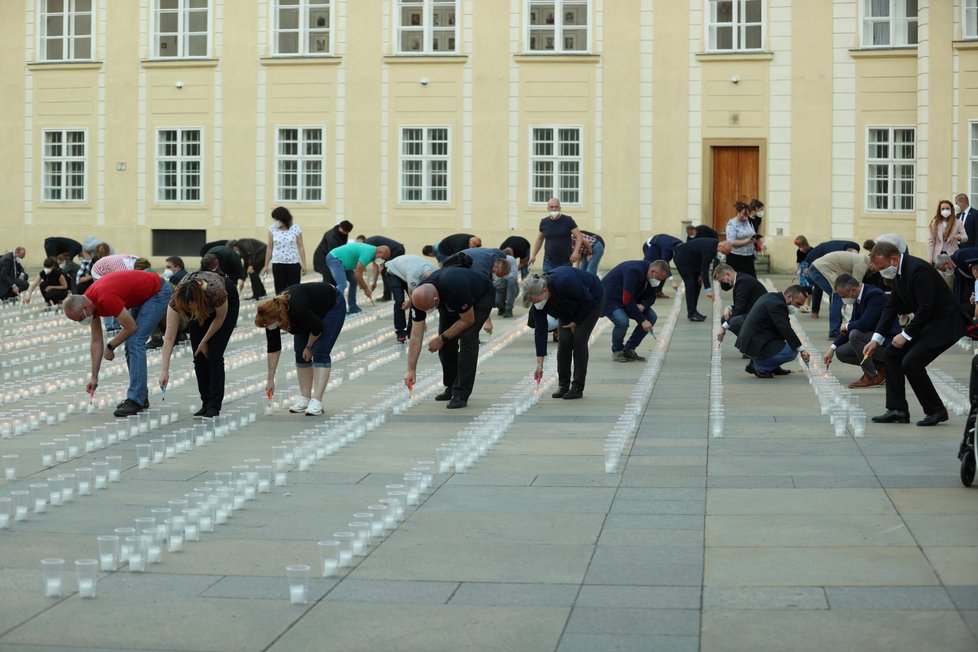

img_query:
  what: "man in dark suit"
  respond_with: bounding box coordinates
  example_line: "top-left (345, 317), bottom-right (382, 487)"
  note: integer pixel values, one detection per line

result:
top-left (943, 247), bottom-right (978, 306)
top-left (686, 224), bottom-right (719, 241)
top-left (672, 238), bottom-right (732, 321)
top-left (713, 263), bottom-right (766, 342)
top-left (642, 233), bottom-right (682, 264)
top-left (822, 273), bottom-right (897, 388)
top-left (735, 285), bottom-right (810, 378)
top-left (956, 193), bottom-right (978, 248)
top-left (864, 242), bottom-right (970, 426)
top-left (226, 238), bottom-right (268, 300)
top-left (601, 259), bottom-right (671, 362)
top-left (313, 220), bottom-right (353, 283)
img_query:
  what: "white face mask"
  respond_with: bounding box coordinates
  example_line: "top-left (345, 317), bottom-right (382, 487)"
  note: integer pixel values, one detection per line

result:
top-left (649, 278), bottom-right (661, 288)
top-left (79, 314), bottom-right (93, 326)
top-left (716, 253), bottom-right (726, 263)
top-left (374, 258), bottom-right (385, 266)
top-left (548, 210), bottom-right (560, 219)
top-left (787, 305), bottom-right (799, 315)
top-left (756, 210), bottom-right (764, 218)
top-left (43, 267), bottom-right (53, 274)
top-left (941, 208), bottom-right (952, 218)
top-left (162, 268), bottom-right (174, 279)
top-left (533, 299), bottom-right (548, 310)
top-left (265, 322), bottom-right (280, 330)
top-left (841, 297), bottom-right (855, 306)
top-left (879, 265), bottom-right (898, 280)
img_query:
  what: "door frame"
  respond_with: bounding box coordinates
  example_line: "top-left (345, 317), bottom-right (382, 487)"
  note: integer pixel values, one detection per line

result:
top-left (702, 139), bottom-right (767, 231)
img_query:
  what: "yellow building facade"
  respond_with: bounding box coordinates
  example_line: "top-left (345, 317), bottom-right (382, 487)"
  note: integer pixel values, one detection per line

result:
top-left (2, 1), bottom-right (978, 272)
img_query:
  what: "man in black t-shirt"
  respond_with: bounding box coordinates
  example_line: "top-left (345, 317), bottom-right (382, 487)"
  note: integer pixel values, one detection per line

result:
top-left (403, 267), bottom-right (493, 409)
top-left (529, 198), bottom-right (583, 272)
top-left (500, 235), bottom-right (531, 278)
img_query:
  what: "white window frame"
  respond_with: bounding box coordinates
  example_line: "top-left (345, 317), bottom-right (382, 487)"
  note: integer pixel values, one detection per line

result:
top-left (965, 0), bottom-right (978, 40)
top-left (525, 1), bottom-right (591, 54)
top-left (42, 129), bottom-right (87, 202)
top-left (865, 126), bottom-right (916, 212)
top-left (276, 126), bottom-right (326, 203)
top-left (156, 127), bottom-right (204, 203)
top-left (861, 0), bottom-right (918, 48)
top-left (969, 121), bottom-right (978, 206)
top-left (38, 0), bottom-right (94, 62)
top-left (529, 125), bottom-right (583, 205)
top-left (399, 126), bottom-right (451, 203)
top-left (272, 0), bottom-right (333, 56)
top-left (394, 0), bottom-right (458, 55)
top-left (153, 0), bottom-right (211, 59)
top-left (705, 0), bottom-right (764, 53)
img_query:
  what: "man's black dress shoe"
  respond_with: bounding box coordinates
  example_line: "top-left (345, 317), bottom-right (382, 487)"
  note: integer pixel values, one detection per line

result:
top-left (772, 367), bottom-right (791, 376)
top-left (688, 313), bottom-right (706, 322)
top-left (916, 409), bottom-right (949, 427)
top-left (745, 361), bottom-right (756, 375)
top-left (745, 361), bottom-right (772, 378)
top-left (434, 388), bottom-right (452, 401)
top-left (562, 387), bottom-right (583, 400)
top-left (446, 396), bottom-right (467, 409)
top-left (871, 409), bottom-right (910, 424)
top-left (552, 386), bottom-right (569, 399)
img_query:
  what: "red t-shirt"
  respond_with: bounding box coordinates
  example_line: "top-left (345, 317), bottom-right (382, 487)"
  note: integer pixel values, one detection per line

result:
top-left (85, 270), bottom-right (162, 317)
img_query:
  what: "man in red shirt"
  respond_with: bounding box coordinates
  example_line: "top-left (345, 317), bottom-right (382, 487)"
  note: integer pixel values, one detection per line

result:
top-left (63, 270), bottom-right (173, 417)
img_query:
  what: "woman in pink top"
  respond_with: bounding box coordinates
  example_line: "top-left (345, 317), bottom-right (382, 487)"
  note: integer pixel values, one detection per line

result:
top-left (90, 254), bottom-right (150, 280)
top-left (928, 199), bottom-right (968, 264)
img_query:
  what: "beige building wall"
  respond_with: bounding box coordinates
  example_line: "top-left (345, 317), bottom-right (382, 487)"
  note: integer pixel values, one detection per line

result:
top-left (2, 2), bottom-right (978, 274)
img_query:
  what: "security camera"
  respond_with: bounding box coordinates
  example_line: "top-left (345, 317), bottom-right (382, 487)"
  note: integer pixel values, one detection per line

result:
top-left (419, 77), bottom-right (429, 86)
top-left (175, 81), bottom-right (184, 89)
top-left (731, 75), bottom-right (741, 85)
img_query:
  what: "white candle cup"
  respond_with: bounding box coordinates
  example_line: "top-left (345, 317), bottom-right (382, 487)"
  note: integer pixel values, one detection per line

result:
top-left (92, 462), bottom-right (108, 489)
top-left (150, 439), bottom-right (165, 464)
top-left (12, 490), bottom-right (30, 521)
top-left (254, 465), bottom-right (272, 493)
top-left (126, 536), bottom-right (145, 572)
top-left (59, 473), bottom-right (75, 502)
top-left (53, 438), bottom-right (68, 462)
top-left (318, 540), bottom-right (341, 577)
top-left (40, 442), bottom-right (55, 468)
top-left (274, 471), bottom-right (287, 487)
top-left (106, 456), bottom-right (122, 482)
top-left (75, 559), bottom-right (98, 598)
top-left (165, 519), bottom-right (183, 552)
top-left (30, 483), bottom-right (48, 514)
top-left (0, 497), bottom-right (11, 529)
top-left (333, 532), bottom-right (356, 568)
top-left (66, 434), bottom-right (80, 458)
top-left (41, 558), bottom-right (65, 597)
top-left (47, 477), bottom-right (64, 506)
top-left (97, 535), bottom-right (119, 571)
top-left (286, 564), bottom-right (311, 605)
top-left (3, 454), bottom-right (17, 480)
top-left (75, 468), bottom-right (93, 496)
top-left (136, 444), bottom-right (151, 469)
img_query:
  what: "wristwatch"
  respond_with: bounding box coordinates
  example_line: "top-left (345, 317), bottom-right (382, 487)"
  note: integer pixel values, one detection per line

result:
top-left (106, 342), bottom-right (116, 352)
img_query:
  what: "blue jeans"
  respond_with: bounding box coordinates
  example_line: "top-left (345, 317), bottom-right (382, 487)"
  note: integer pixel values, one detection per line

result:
top-left (293, 291), bottom-right (346, 367)
top-left (494, 276), bottom-right (518, 311)
top-left (580, 241), bottom-right (604, 274)
top-left (124, 282), bottom-right (173, 404)
top-left (753, 342), bottom-right (797, 373)
top-left (325, 254), bottom-right (349, 300)
top-left (608, 307), bottom-right (657, 352)
top-left (807, 263), bottom-right (842, 335)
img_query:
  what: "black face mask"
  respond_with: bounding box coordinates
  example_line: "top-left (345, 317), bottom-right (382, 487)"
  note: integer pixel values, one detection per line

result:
top-left (719, 281), bottom-right (733, 292)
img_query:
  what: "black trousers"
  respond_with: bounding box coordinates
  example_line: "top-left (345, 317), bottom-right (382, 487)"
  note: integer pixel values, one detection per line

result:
top-left (248, 260), bottom-right (267, 298)
top-left (883, 334), bottom-right (958, 414)
top-left (556, 294), bottom-right (604, 390)
top-left (726, 314), bottom-right (746, 335)
top-left (680, 270), bottom-right (702, 317)
top-left (385, 274), bottom-right (408, 337)
top-left (189, 283), bottom-right (239, 412)
top-left (726, 252), bottom-right (757, 278)
top-left (437, 293), bottom-right (493, 400)
top-left (272, 263), bottom-right (301, 294)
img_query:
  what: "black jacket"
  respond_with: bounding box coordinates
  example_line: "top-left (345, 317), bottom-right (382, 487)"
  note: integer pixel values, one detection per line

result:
top-left (730, 273), bottom-right (767, 318)
top-left (313, 225), bottom-right (349, 274)
top-left (736, 292), bottom-right (802, 359)
top-left (875, 254), bottom-right (969, 346)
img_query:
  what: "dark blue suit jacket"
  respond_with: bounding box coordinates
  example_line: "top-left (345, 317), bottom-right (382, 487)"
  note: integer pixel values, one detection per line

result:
top-left (601, 261), bottom-right (657, 320)
top-left (832, 284), bottom-right (896, 348)
top-left (530, 267), bottom-right (604, 356)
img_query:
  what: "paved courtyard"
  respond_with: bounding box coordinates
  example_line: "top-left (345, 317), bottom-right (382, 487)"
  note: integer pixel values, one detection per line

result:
top-left (0, 274), bottom-right (976, 652)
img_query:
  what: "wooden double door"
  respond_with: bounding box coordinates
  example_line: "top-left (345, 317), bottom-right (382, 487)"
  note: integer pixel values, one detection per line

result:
top-left (711, 146), bottom-right (759, 236)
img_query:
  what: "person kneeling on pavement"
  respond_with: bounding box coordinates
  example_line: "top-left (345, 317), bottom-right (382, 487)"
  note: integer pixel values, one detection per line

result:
top-left (821, 273), bottom-right (896, 388)
top-left (735, 284), bottom-right (811, 378)
top-left (601, 259), bottom-right (671, 362)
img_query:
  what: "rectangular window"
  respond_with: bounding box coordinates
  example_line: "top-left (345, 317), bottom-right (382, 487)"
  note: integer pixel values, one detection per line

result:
top-left (156, 128), bottom-right (203, 202)
top-left (526, 1), bottom-right (589, 53)
top-left (400, 127), bottom-right (450, 203)
top-left (966, 0), bottom-right (978, 39)
top-left (530, 126), bottom-right (581, 204)
top-left (154, 0), bottom-right (209, 58)
top-left (866, 127), bottom-right (915, 212)
top-left (861, 0), bottom-right (917, 47)
top-left (706, 0), bottom-right (763, 52)
top-left (276, 127), bottom-right (325, 202)
top-left (273, 0), bottom-right (332, 55)
top-left (42, 129), bottom-right (87, 202)
top-left (39, 0), bottom-right (93, 62)
top-left (151, 229), bottom-right (206, 256)
top-left (970, 122), bottom-right (978, 206)
top-left (396, 0), bottom-right (457, 54)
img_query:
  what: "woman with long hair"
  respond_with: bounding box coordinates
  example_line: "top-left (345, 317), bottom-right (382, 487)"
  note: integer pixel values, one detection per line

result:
top-left (255, 282), bottom-right (345, 416)
top-left (158, 270), bottom-right (239, 417)
top-left (928, 198), bottom-right (967, 264)
top-left (262, 206), bottom-right (307, 294)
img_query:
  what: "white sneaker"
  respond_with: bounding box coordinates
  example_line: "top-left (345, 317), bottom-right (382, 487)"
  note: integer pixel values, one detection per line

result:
top-left (305, 399), bottom-right (323, 416)
top-left (289, 396), bottom-right (310, 413)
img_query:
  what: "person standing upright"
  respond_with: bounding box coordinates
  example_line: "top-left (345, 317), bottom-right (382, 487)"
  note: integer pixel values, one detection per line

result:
top-left (956, 193), bottom-right (978, 247)
top-left (926, 199), bottom-right (967, 265)
top-left (528, 197), bottom-right (583, 272)
top-left (725, 202), bottom-right (758, 277)
top-left (263, 207), bottom-right (307, 294)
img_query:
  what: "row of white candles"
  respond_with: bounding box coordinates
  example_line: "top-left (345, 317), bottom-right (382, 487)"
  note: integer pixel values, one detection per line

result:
top-left (710, 282), bottom-right (725, 438)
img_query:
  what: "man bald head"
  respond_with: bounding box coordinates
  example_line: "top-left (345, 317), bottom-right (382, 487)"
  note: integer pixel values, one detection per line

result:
top-left (411, 283), bottom-right (440, 311)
